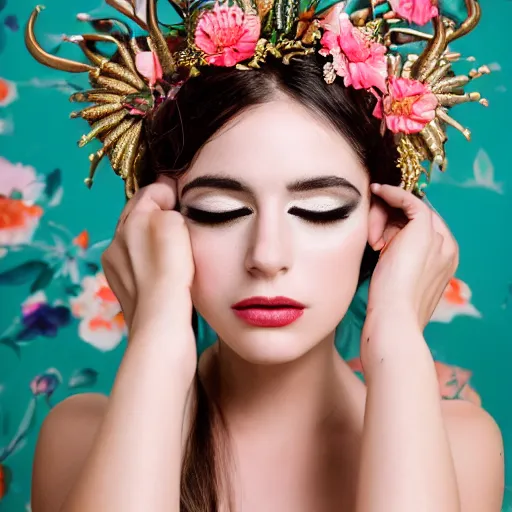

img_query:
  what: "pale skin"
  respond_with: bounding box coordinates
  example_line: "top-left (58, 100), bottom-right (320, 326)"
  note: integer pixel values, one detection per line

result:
top-left (31, 99), bottom-right (504, 512)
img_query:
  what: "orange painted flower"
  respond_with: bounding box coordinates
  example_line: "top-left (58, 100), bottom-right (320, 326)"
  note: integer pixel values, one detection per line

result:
top-left (0, 197), bottom-right (43, 246)
top-left (73, 230), bottom-right (90, 250)
top-left (70, 272), bottom-right (126, 351)
top-left (0, 78), bottom-right (17, 107)
top-left (431, 277), bottom-right (481, 323)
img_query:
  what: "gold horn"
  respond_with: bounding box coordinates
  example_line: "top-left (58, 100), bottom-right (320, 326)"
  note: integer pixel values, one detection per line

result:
top-left (82, 34), bottom-right (139, 75)
top-left (105, 0), bottom-right (149, 30)
top-left (147, 0), bottom-right (176, 76)
top-left (446, 0), bottom-right (481, 43)
top-left (25, 6), bottom-right (95, 73)
top-left (411, 16), bottom-right (447, 83)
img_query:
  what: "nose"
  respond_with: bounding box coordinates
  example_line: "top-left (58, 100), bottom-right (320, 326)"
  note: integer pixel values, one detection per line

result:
top-left (244, 207), bottom-right (291, 279)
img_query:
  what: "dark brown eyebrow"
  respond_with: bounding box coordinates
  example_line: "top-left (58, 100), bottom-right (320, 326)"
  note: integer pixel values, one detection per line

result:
top-left (287, 176), bottom-right (361, 196)
top-left (181, 176), bottom-right (248, 197)
top-left (181, 174), bottom-right (360, 197)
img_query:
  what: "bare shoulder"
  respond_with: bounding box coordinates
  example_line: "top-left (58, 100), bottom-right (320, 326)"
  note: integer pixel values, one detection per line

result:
top-left (441, 399), bottom-right (505, 511)
top-left (32, 393), bottom-right (109, 512)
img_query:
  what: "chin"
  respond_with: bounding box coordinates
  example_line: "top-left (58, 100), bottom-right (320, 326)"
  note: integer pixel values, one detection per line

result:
top-left (221, 328), bottom-right (319, 365)
top-left (203, 309), bottom-right (341, 365)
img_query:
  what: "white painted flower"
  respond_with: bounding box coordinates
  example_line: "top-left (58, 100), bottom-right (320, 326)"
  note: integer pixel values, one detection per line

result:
top-left (70, 272), bottom-right (126, 351)
top-left (0, 157), bottom-right (45, 204)
top-left (431, 277), bottom-right (481, 323)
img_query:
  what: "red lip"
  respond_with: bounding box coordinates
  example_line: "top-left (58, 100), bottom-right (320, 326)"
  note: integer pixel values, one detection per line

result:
top-left (232, 296), bottom-right (306, 309)
top-left (231, 296), bottom-right (305, 328)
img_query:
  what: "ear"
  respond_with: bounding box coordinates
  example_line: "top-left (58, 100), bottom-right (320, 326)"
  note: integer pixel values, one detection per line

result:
top-left (368, 194), bottom-right (388, 251)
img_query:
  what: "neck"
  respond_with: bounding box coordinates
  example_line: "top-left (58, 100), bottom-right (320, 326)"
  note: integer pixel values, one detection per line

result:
top-left (208, 333), bottom-right (353, 437)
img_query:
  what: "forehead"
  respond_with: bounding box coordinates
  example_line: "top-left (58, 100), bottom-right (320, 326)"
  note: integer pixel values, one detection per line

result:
top-left (181, 99), bottom-right (369, 193)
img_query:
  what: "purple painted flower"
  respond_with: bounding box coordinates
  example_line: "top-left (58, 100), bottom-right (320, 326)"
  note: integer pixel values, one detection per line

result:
top-left (4, 15), bottom-right (18, 31)
top-left (17, 302), bottom-right (71, 340)
top-left (30, 369), bottom-right (61, 397)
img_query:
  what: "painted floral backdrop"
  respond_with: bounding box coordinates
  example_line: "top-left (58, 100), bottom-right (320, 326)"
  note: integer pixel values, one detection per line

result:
top-left (0, 0), bottom-right (511, 510)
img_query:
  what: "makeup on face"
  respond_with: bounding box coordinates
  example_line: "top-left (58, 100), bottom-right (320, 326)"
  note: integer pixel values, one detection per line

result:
top-left (180, 174), bottom-right (362, 227)
top-left (231, 296), bottom-right (305, 328)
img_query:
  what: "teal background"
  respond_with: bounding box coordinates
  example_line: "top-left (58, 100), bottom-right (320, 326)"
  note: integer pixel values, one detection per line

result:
top-left (0, 1), bottom-right (511, 510)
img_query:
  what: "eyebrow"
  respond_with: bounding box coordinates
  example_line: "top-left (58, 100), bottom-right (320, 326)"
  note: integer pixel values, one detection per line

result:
top-left (181, 174), bottom-right (361, 197)
top-left (288, 176), bottom-right (361, 196)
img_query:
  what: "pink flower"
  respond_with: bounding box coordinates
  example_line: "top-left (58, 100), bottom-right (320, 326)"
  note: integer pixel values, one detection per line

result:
top-left (389, 0), bottom-right (438, 26)
top-left (435, 362), bottom-right (481, 406)
top-left (0, 157), bottom-right (44, 203)
top-left (348, 357), bottom-right (481, 407)
top-left (195, 2), bottom-right (260, 67)
top-left (320, 7), bottom-right (387, 92)
top-left (373, 76), bottom-right (438, 133)
top-left (30, 369), bottom-right (61, 398)
top-left (135, 51), bottom-right (163, 86)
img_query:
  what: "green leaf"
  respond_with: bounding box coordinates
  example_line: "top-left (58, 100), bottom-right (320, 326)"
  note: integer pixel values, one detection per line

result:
top-left (0, 261), bottom-right (49, 286)
top-left (9, 189), bottom-right (23, 200)
top-left (68, 368), bottom-right (99, 389)
top-left (44, 169), bottom-right (62, 200)
top-left (0, 338), bottom-right (21, 358)
top-left (85, 262), bottom-right (100, 275)
top-left (30, 265), bottom-right (56, 293)
top-left (65, 284), bottom-right (83, 296)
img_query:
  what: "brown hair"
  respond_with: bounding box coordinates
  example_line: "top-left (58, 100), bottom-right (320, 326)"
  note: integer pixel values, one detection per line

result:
top-left (143, 54), bottom-right (401, 511)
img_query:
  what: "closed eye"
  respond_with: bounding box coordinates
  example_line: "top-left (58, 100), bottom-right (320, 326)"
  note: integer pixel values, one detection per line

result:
top-left (183, 206), bottom-right (252, 225)
top-left (288, 204), bottom-right (355, 224)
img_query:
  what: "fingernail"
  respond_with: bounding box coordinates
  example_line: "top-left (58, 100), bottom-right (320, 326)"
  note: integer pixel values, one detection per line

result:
top-left (370, 183), bottom-right (381, 192)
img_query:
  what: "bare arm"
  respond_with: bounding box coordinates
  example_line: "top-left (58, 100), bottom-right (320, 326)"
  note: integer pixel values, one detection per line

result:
top-left (32, 319), bottom-right (195, 512)
top-left (357, 322), bottom-right (461, 512)
top-left (359, 185), bottom-right (504, 512)
top-left (356, 323), bottom-right (504, 512)
top-left (32, 178), bottom-right (198, 512)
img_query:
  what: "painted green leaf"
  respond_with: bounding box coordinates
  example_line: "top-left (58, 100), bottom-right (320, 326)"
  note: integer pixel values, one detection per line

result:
top-left (0, 261), bottom-right (49, 286)
top-left (65, 284), bottom-right (83, 296)
top-left (44, 168), bottom-right (62, 200)
top-left (0, 338), bottom-right (21, 358)
top-left (30, 265), bottom-right (56, 293)
top-left (68, 368), bottom-right (99, 389)
top-left (85, 262), bottom-right (100, 275)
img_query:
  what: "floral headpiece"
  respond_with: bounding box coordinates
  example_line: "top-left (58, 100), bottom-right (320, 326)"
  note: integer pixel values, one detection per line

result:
top-left (25, 0), bottom-right (488, 198)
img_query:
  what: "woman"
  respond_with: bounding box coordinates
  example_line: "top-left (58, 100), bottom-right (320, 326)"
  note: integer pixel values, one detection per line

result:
top-left (26, 0), bottom-right (504, 511)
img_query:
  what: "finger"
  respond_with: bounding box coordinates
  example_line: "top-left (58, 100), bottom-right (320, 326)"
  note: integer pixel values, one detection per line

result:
top-left (115, 178), bottom-right (177, 235)
top-left (115, 188), bottom-right (145, 235)
top-left (371, 184), bottom-right (429, 222)
top-left (132, 179), bottom-right (177, 214)
top-left (151, 175), bottom-right (178, 210)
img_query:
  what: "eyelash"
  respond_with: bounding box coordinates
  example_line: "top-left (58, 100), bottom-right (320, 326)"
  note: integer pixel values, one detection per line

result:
top-left (184, 204), bottom-right (355, 226)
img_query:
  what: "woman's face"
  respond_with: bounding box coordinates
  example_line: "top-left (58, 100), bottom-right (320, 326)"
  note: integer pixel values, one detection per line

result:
top-left (178, 98), bottom-right (371, 364)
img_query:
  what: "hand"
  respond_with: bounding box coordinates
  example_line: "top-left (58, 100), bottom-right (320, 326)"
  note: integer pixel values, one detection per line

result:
top-left (365, 185), bottom-right (459, 333)
top-left (102, 175), bottom-right (195, 344)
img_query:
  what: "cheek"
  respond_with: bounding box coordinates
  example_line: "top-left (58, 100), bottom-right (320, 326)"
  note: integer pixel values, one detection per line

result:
top-left (188, 225), bottom-right (241, 308)
top-left (300, 218), bottom-right (369, 307)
